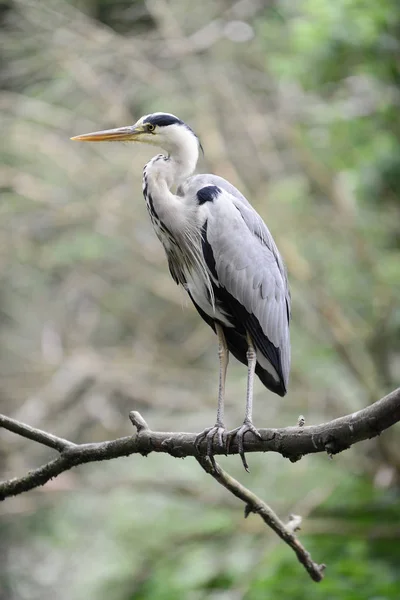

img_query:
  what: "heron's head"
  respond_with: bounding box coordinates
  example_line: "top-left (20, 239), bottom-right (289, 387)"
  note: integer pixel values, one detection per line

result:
top-left (71, 112), bottom-right (202, 157)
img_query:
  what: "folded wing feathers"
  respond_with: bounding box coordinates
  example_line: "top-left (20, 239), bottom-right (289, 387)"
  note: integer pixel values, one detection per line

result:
top-left (204, 189), bottom-right (290, 383)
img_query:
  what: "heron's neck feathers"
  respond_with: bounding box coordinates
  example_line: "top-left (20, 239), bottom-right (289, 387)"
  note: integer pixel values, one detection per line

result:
top-left (143, 126), bottom-right (199, 230)
top-left (170, 125), bottom-right (199, 178)
top-left (149, 125), bottom-right (199, 184)
top-left (142, 128), bottom-right (213, 308)
top-left (167, 125), bottom-right (200, 183)
top-left (144, 157), bottom-right (192, 234)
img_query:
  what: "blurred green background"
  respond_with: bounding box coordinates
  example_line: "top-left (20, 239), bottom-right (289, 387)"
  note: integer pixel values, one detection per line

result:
top-left (1, 0), bottom-right (400, 598)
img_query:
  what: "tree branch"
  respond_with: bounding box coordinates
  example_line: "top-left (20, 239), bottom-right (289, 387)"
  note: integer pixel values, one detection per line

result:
top-left (197, 455), bottom-right (325, 582)
top-left (1, 387), bottom-right (399, 502)
top-left (1, 387), bottom-right (399, 582)
top-left (0, 414), bottom-right (75, 452)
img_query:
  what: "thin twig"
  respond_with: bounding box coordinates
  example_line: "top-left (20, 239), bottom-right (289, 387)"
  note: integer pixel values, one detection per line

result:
top-left (0, 414), bottom-right (75, 452)
top-left (196, 455), bottom-right (325, 582)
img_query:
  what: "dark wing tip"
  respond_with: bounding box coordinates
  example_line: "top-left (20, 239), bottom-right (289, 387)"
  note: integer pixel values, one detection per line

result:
top-left (256, 366), bottom-right (287, 396)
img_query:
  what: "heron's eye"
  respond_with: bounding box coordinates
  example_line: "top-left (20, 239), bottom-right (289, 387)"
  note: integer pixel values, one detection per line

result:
top-left (147, 123), bottom-right (156, 132)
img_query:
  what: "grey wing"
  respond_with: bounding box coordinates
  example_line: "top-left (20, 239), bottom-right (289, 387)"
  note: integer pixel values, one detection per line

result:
top-left (204, 187), bottom-right (291, 388)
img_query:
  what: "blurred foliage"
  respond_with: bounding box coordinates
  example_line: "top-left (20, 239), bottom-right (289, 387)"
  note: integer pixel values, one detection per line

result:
top-left (0, 0), bottom-right (399, 598)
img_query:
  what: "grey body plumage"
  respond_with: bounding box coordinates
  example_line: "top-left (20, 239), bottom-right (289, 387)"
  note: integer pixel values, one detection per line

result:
top-left (175, 174), bottom-right (290, 395)
top-left (71, 112), bottom-right (291, 469)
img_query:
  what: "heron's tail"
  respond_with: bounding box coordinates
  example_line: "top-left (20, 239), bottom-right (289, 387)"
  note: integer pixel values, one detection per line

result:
top-left (255, 365), bottom-right (287, 397)
top-left (222, 326), bottom-right (287, 397)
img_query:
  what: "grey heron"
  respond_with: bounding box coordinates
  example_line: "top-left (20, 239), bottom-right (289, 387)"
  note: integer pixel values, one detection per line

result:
top-left (71, 113), bottom-right (291, 470)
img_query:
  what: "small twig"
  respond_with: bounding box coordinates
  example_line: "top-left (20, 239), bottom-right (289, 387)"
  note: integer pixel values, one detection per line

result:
top-left (286, 514), bottom-right (303, 533)
top-left (129, 410), bottom-right (150, 433)
top-left (196, 455), bottom-right (325, 582)
top-left (0, 414), bottom-right (75, 451)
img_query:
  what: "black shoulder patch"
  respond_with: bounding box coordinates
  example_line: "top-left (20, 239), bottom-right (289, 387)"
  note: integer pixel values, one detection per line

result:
top-left (143, 114), bottom-right (183, 128)
top-left (197, 186), bottom-right (221, 205)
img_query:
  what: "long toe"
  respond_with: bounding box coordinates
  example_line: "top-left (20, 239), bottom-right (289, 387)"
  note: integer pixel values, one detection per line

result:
top-left (227, 420), bottom-right (262, 472)
top-left (195, 424), bottom-right (227, 459)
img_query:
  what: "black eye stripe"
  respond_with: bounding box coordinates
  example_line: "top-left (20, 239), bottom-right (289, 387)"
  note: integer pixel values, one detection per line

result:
top-left (142, 113), bottom-right (201, 147)
top-left (144, 114), bottom-right (182, 127)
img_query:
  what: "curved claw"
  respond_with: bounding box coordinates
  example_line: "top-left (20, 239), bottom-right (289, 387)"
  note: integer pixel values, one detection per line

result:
top-left (227, 420), bottom-right (262, 472)
top-left (195, 424), bottom-right (227, 462)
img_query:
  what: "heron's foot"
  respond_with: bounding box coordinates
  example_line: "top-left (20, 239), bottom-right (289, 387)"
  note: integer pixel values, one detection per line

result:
top-left (195, 422), bottom-right (227, 467)
top-left (227, 420), bottom-right (262, 472)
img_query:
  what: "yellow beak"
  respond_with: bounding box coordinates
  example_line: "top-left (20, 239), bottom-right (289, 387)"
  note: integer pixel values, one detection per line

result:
top-left (71, 124), bottom-right (144, 142)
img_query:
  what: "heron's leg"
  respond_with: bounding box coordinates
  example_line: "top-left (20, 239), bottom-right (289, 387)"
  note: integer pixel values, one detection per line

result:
top-left (215, 322), bottom-right (229, 430)
top-left (195, 323), bottom-right (229, 459)
top-left (244, 331), bottom-right (257, 424)
top-left (228, 332), bottom-right (262, 471)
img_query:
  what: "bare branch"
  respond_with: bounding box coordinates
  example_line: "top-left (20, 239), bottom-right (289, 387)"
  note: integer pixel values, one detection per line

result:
top-left (197, 455), bottom-right (325, 582)
top-left (0, 387), bottom-right (399, 502)
top-left (0, 414), bottom-right (75, 452)
top-left (1, 387), bottom-right (399, 582)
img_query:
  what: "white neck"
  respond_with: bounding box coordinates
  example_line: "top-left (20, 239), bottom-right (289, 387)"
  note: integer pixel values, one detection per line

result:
top-left (164, 125), bottom-right (200, 184)
top-left (143, 126), bottom-right (199, 233)
top-left (141, 122), bottom-right (212, 298)
top-left (174, 147), bottom-right (198, 184)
